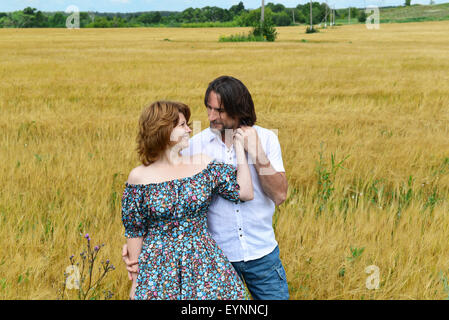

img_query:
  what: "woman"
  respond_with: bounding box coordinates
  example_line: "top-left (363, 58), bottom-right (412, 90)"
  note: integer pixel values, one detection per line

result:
top-left (121, 100), bottom-right (253, 300)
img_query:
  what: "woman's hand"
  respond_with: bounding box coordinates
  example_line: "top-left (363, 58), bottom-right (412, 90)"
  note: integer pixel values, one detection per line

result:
top-left (129, 280), bottom-right (137, 300)
top-left (233, 128), bottom-right (245, 150)
top-left (233, 128), bottom-right (254, 201)
top-left (122, 244), bottom-right (139, 280)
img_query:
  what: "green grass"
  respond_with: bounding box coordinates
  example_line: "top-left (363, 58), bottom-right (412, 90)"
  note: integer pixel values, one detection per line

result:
top-left (218, 33), bottom-right (265, 42)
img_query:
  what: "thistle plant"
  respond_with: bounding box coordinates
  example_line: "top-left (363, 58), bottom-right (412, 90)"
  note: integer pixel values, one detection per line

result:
top-left (58, 233), bottom-right (115, 300)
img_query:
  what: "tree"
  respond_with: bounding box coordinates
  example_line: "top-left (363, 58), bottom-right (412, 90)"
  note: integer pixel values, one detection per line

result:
top-left (23, 7), bottom-right (37, 15)
top-left (91, 17), bottom-right (110, 28)
top-left (50, 13), bottom-right (66, 27)
top-left (152, 12), bottom-right (162, 24)
top-left (181, 7), bottom-right (195, 22)
top-left (34, 10), bottom-right (49, 27)
top-left (405, 0), bottom-right (411, 5)
top-left (14, 11), bottom-right (35, 28)
top-left (266, 2), bottom-right (285, 13)
top-left (138, 12), bottom-right (162, 24)
top-left (0, 15), bottom-right (15, 28)
top-left (297, 2), bottom-right (324, 25)
top-left (237, 7), bottom-right (273, 26)
top-left (109, 17), bottom-right (126, 27)
top-left (358, 10), bottom-right (367, 23)
top-left (230, 2), bottom-right (245, 16)
top-left (193, 8), bottom-right (205, 22)
top-left (273, 11), bottom-right (291, 26)
top-left (294, 9), bottom-right (306, 23)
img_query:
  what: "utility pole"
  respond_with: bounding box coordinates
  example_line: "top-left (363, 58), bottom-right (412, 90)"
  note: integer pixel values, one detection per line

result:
top-left (292, 8), bottom-right (295, 24)
top-left (324, 1), bottom-right (328, 28)
top-left (330, 8), bottom-right (332, 26)
top-left (310, 0), bottom-right (313, 30)
top-left (348, 7), bottom-right (351, 24)
top-left (332, 7), bottom-right (335, 26)
top-left (331, 6), bottom-right (334, 26)
top-left (261, 0), bottom-right (265, 24)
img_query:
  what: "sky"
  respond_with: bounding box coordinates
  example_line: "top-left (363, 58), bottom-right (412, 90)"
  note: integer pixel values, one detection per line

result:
top-left (1, 0), bottom-right (447, 12)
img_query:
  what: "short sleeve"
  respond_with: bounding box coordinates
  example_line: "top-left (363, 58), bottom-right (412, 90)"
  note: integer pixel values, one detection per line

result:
top-left (121, 184), bottom-right (147, 238)
top-left (265, 130), bottom-right (285, 173)
top-left (207, 160), bottom-right (242, 204)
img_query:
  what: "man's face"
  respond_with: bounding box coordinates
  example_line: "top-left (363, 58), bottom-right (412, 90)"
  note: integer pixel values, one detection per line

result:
top-left (206, 91), bottom-right (238, 133)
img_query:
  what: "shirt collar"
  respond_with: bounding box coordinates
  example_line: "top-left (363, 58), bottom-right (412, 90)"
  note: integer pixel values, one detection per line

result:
top-left (204, 127), bottom-right (221, 143)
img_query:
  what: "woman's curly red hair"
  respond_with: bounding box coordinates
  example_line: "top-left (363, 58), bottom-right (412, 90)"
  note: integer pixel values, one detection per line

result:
top-left (136, 101), bottom-right (191, 166)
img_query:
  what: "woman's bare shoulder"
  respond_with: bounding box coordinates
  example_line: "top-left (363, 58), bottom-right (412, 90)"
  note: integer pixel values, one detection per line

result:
top-left (126, 165), bottom-right (148, 184)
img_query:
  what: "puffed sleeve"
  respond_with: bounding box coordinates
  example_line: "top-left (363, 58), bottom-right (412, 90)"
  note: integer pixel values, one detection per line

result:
top-left (207, 160), bottom-right (242, 204)
top-left (121, 184), bottom-right (147, 238)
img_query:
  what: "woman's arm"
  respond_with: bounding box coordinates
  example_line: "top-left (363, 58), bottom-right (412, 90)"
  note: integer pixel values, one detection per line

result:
top-left (234, 129), bottom-right (254, 201)
top-left (127, 237), bottom-right (143, 299)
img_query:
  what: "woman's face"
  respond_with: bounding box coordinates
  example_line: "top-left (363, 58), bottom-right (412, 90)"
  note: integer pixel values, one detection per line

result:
top-left (170, 112), bottom-right (192, 150)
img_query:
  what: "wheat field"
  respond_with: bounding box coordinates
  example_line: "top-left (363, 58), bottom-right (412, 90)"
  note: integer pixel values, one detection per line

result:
top-left (1, 21), bottom-right (449, 300)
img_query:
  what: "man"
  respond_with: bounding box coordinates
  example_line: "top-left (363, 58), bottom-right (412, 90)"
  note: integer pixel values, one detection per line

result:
top-left (122, 75), bottom-right (289, 300)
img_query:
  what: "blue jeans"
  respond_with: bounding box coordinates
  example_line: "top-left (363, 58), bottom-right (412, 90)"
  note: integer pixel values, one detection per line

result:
top-left (231, 246), bottom-right (289, 300)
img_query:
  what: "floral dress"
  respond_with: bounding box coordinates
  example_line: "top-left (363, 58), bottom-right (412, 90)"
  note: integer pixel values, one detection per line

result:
top-left (121, 160), bottom-right (248, 300)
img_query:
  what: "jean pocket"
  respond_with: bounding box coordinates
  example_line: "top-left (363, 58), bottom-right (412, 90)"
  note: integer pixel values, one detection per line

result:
top-left (274, 263), bottom-right (287, 281)
top-left (274, 263), bottom-right (290, 300)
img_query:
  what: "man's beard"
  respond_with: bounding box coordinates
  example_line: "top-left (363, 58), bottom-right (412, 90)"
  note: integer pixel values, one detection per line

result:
top-left (210, 121), bottom-right (235, 132)
top-left (210, 122), bottom-right (236, 145)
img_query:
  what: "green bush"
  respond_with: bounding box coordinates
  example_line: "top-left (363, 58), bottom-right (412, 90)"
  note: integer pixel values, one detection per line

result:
top-left (358, 10), bottom-right (367, 23)
top-left (219, 33), bottom-right (264, 42)
top-left (251, 19), bottom-right (278, 41)
top-left (305, 26), bottom-right (319, 33)
top-left (219, 19), bottom-right (278, 42)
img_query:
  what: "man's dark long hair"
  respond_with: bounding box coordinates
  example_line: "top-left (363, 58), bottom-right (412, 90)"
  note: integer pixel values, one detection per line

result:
top-left (204, 76), bottom-right (257, 127)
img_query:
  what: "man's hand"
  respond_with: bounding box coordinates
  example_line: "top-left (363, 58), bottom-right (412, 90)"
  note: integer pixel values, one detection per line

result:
top-left (239, 126), bottom-right (259, 158)
top-left (122, 243), bottom-right (139, 281)
top-left (238, 126), bottom-right (288, 206)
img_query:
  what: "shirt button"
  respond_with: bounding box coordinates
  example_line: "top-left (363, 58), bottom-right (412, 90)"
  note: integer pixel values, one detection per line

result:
top-left (236, 210), bottom-right (239, 213)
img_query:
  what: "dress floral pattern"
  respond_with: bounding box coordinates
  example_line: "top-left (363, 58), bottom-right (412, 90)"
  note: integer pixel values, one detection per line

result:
top-left (121, 160), bottom-right (248, 300)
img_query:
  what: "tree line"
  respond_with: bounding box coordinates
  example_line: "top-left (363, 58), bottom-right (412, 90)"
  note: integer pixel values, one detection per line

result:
top-left (0, 2), bottom-right (369, 28)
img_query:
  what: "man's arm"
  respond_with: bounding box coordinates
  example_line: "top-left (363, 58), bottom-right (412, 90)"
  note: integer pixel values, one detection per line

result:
top-left (240, 126), bottom-right (288, 206)
top-left (252, 147), bottom-right (288, 206)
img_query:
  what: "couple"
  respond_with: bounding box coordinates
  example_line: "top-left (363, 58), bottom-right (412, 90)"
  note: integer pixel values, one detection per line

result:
top-left (121, 76), bottom-right (289, 300)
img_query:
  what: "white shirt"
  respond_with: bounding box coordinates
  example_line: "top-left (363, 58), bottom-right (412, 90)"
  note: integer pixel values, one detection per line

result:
top-left (181, 125), bottom-right (285, 262)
